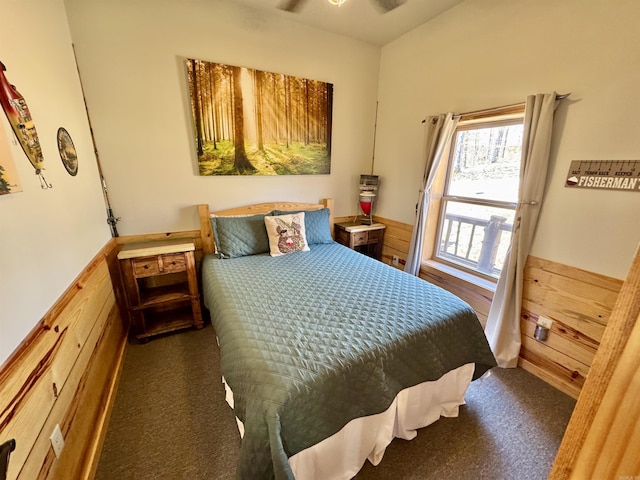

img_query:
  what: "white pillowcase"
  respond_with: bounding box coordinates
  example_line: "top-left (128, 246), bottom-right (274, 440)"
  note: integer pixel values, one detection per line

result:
top-left (264, 213), bottom-right (310, 257)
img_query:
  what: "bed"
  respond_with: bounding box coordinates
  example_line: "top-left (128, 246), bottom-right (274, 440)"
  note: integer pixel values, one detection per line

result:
top-left (197, 199), bottom-right (496, 480)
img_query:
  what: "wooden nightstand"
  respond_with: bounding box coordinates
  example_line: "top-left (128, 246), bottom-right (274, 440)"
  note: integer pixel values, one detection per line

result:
top-left (335, 222), bottom-right (386, 260)
top-left (118, 240), bottom-right (203, 342)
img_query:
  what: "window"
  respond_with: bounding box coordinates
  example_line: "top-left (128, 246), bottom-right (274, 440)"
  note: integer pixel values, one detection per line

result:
top-left (433, 112), bottom-right (524, 280)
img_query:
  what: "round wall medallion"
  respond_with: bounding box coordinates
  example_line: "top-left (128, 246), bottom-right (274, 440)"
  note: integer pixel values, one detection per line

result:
top-left (57, 127), bottom-right (78, 176)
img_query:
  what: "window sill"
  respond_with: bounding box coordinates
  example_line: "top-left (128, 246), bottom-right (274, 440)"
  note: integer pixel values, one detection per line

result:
top-left (421, 259), bottom-right (497, 294)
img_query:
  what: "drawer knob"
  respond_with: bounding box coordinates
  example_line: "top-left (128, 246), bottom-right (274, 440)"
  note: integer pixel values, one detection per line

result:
top-left (143, 265), bottom-right (149, 269)
top-left (171, 261), bottom-right (177, 265)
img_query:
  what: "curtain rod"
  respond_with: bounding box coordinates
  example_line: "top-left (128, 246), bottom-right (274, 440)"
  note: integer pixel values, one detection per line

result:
top-left (421, 93), bottom-right (571, 123)
top-left (459, 102), bottom-right (523, 118)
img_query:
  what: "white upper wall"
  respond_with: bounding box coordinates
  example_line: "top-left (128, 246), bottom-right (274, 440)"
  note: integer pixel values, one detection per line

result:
top-left (63, 0), bottom-right (381, 234)
top-left (374, 0), bottom-right (640, 279)
top-left (0, 0), bottom-right (112, 365)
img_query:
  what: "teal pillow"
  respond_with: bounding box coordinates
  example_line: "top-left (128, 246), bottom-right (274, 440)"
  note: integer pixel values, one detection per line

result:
top-left (272, 208), bottom-right (333, 245)
top-left (210, 214), bottom-right (270, 258)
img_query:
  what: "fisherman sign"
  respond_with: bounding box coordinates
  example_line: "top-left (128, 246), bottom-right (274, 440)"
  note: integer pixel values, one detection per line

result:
top-left (565, 160), bottom-right (640, 192)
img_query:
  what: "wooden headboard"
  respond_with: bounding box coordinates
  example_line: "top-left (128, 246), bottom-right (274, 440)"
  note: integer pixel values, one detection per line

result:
top-left (197, 198), bottom-right (335, 255)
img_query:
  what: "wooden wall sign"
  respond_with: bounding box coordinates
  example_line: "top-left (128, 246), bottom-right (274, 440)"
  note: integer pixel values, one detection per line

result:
top-left (565, 160), bottom-right (640, 192)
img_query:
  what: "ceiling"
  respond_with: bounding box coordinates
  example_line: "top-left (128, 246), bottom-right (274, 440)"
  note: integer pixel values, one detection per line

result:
top-left (228, 0), bottom-right (465, 46)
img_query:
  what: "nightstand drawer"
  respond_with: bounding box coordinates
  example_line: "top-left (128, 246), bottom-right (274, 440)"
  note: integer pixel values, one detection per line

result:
top-left (352, 231), bottom-right (369, 246)
top-left (133, 257), bottom-right (161, 277)
top-left (161, 253), bottom-right (186, 273)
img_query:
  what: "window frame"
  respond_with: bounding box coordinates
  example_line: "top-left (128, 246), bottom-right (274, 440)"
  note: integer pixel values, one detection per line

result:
top-left (421, 107), bottom-right (525, 284)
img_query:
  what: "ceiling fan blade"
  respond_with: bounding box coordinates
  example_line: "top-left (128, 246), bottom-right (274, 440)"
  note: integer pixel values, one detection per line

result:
top-left (372, 0), bottom-right (407, 12)
top-left (278, 0), bottom-right (308, 12)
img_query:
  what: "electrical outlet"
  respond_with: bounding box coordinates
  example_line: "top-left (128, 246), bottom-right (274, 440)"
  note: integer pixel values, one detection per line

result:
top-left (392, 255), bottom-right (399, 266)
top-left (50, 424), bottom-right (65, 459)
top-left (537, 316), bottom-right (553, 329)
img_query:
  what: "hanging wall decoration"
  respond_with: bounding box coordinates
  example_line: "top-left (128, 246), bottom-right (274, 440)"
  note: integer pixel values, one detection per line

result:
top-left (565, 160), bottom-right (640, 192)
top-left (185, 58), bottom-right (333, 176)
top-left (0, 117), bottom-right (23, 195)
top-left (0, 61), bottom-right (51, 189)
top-left (57, 127), bottom-right (78, 176)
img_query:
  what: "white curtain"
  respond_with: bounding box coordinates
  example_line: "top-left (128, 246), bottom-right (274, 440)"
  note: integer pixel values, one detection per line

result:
top-left (484, 93), bottom-right (561, 368)
top-left (404, 113), bottom-right (460, 276)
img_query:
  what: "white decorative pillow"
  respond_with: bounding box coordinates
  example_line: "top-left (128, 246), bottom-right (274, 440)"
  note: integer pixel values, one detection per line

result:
top-left (264, 213), bottom-right (310, 257)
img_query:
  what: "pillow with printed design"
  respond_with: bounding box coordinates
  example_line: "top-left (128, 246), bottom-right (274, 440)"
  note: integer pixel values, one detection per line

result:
top-left (264, 212), bottom-right (310, 256)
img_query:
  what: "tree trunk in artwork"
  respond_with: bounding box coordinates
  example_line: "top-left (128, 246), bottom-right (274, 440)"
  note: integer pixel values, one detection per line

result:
top-left (326, 83), bottom-right (333, 155)
top-left (304, 79), bottom-right (309, 145)
top-left (284, 75), bottom-right (290, 148)
top-left (231, 65), bottom-right (255, 172)
top-left (207, 62), bottom-right (217, 150)
top-left (256, 70), bottom-right (264, 152)
top-left (190, 59), bottom-right (203, 156)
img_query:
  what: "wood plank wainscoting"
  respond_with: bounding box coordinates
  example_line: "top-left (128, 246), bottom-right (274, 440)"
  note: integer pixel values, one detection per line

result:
top-left (0, 240), bottom-right (127, 480)
top-left (371, 215), bottom-right (623, 400)
top-left (519, 258), bottom-right (622, 399)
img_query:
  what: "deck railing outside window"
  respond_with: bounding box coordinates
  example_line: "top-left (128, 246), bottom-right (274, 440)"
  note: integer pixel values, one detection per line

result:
top-left (438, 212), bottom-right (513, 278)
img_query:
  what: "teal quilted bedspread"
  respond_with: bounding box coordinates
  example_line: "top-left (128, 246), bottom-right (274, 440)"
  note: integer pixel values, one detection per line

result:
top-left (201, 243), bottom-right (496, 479)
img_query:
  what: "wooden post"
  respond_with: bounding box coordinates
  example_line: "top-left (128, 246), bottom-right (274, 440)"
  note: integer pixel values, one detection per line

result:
top-left (198, 204), bottom-right (215, 255)
top-left (549, 243), bottom-right (640, 478)
top-left (477, 215), bottom-right (506, 274)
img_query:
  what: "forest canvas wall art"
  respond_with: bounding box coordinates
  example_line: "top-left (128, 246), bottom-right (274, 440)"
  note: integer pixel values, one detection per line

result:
top-left (186, 58), bottom-right (333, 175)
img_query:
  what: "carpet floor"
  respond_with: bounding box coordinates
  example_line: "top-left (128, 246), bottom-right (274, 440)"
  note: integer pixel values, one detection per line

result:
top-left (95, 322), bottom-right (575, 480)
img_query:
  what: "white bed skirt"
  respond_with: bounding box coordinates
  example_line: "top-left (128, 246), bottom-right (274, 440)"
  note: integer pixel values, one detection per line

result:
top-left (223, 362), bottom-right (475, 480)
